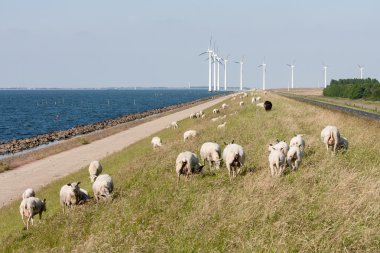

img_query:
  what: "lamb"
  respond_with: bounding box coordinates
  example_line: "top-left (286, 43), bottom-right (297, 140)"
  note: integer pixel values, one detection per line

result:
top-left (78, 188), bottom-right (91, 204)
top-left (268, 146), bottom-right (286, 176)
top-left (200, 142), bottom-right (221, 170)
top-left (338, 136), bottom-right (349, 150)
top-left (269, 140), bottom-right (289, 156)
top-left (222, 103), bottom-right (229, 109)
top-left (170, 121), bottom-right (179, 129)
top-left (175, 151), bottom-right (204, 184)
top-left (22, 188), bottom-right (35, 199)
top-left (151, 136), bottom-right (162, 148)
top-left (321, 126), bottom-right (340, 153)
top-left (239, 101), bottom-right (245, 107)
top-left (217, 122), bottom-right (226, 129)
top-left (19, 197), bottom-right (46, 230)
top-left (264, 101), bottom-right (272, 111)
top-left (212, 108), bottom-right (220, 114)
top-left (290, 134), bottom-right (305, 152)
top-left (92, 174), bottom-right (114, 202)
top-left (89, 160), bottom-right (103, 183)
top-left (286, 145), bottom-right (304, 171)
top-left (183, 130), bottom-right (197, 141)
top-left (59, 182), bottom-right (81, 212)
top-left (222, 141), bottom-right (245, 181)
top-left (256, 102), bottom-right (264, 108)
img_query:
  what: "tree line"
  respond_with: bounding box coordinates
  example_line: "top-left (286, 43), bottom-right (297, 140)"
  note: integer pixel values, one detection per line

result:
top-left (323, 78), bottom-right (380, 100)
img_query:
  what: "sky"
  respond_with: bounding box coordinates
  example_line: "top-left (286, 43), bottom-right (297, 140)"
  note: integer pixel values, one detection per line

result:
top-left (0, 0), bottom-right (379, 89)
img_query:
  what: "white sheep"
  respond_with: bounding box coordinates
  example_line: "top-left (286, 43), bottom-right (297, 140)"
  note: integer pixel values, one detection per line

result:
top-left (269, 140), bottom-right (289, 157)
top-left (60, 182), bottom-right (81, 212)
top-left (290, 134), bottom-right (305, 152)
top-left (22, 188), bottom-right (35, 199)
top-left (268, 146), bottom-right (286, 176)
top-left (321, 126), bottom-right (340, 153)
top-left (89, 160), bottom-right (103, 183)
top-left (195, 112), bottom-right (201, 118)
top-left (212, 108), bottom-right (220, 114)
top-left (151, 136), bottom-right (162, 148)
top-left (183, 130), bottom-right (197, 141)
top-left (256, 97), bottom-right (261, 101)
top-left (175, 151), bottom-right (204, 184)
top-left (222, 141), bottom-right (245, 181)
top-left (251, 97), bottom-right (256, 103)
top-left (19, 197), bottom-right (46, 230)
top-left (256, 102), bottom-right (264, 108)
top-left (200, 142), bottom-right (222, 170)
top-left (92, 174), bottom-right (114, 202)
top-left (189, 113), bottom-right (196, 119)
top-left (286, 145), bottom-right (304, 171)
top-left (239, 101), bottom-right (245, 107)
top-left (217, 122), bottom-right (226, 129)
top-left (211, 117), bottom-right (220, 122)
top-left (201, 114), bottom-right (206, 118)
top-left (170, 121), bottom-right (179, 129)
top-left (222, 103), bottom-right (229, 109)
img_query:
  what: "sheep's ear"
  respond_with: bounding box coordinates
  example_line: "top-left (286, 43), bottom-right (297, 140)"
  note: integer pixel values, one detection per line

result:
top-left (298, 144), bottom-right (302, 148)
top-left (67, 183), bottom-right (71, 186)
top-left (77, 182), bottom-right (81, 185)
top-left (43, 198), bottom-right (46, 202)
top-left (276, 139), bottom-right (279, 143)
top-left (269, 143), bottom-right (273, 146)
top-left (231, 140), bottom-right (235, 144)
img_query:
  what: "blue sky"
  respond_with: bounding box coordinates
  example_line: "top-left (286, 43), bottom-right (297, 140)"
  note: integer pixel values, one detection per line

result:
top-left (0, 0), bottom-right (379, 88)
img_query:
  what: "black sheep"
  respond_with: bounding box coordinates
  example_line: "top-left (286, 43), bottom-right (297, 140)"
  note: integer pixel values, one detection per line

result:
top-left (264, 101), bottom-right (272, 111)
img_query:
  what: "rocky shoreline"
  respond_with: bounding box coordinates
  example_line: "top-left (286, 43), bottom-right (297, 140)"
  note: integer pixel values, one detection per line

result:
top-left (0, 94), bottom-right (228, 156)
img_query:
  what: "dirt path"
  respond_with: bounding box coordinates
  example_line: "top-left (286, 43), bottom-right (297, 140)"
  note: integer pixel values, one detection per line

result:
top-left (0, 95), bottom-right (231, 208)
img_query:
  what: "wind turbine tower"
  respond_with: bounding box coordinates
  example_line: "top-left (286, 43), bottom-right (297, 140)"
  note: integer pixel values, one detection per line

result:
top-left (235, 57), bottom-right (244, 91)
top-left (223, 55), bottom-right (229, 91)
top-left (258, 61), bottom-right (266, 90)
top-left (323, 63), bottom-right (328, 88)
top-left (287, 62), bottom-right (295, 89)
top-left (358, 64), bottom-right (364, 79)
top-left (199, 37), bottom-right (213, 92)
top-left (216, 53), bottom-right (222, 91)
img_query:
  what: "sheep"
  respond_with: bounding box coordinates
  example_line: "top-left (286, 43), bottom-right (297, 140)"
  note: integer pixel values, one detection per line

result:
top-left (256, 102), bottom-right (264, 108)
top-left (19, 197), bottom-right (46, 230)
top-left (220, 115), bottom-right (227, 119)
top-left (217, 122), bottom-right (226, 129)
top-left (59, 182), bottom-right (81, 212)
top-left (321, 126), bottom-right (340, 153)
top-left (239, 101), bottom-right (245, 107)
top-left (201, 114), bottom-right (206, 118)
top-left (264, 91), bottom-right (268, 95)
top-left (189, 113), bottom-right (196, 119)
top-left (22, 188), bottom-right (35, 199)
top-left (290, 134), bottom-right (305, 152)
top-left (268, 146), bottom-right (286, 176)
top-left (195, 112), bottom-right (201, 118)
top-left (200, 142), bottom-right (222, 170)
top-left (264, 101), bottom-right (272, 111)
top-left (151, 136), bottom-right (162, 148)
top-left (256, 97), bottom-right (261, 101)
top-left (269, 140), bottom-right (289, 157)
top-left (92, 174), bottom-right (114, 202)
top-left (183, 130), bottom-right (197, 141)
top-left (222, 103), bottom-right (229, 109)
top-left (213, 108), bottom-right (220, 114)
top-left (286, 145), bottom-right (304, 171)
top-left (338, 136), bottom-right (349, 151)
top-left (251, 97), bottom-right (256, 103)
top-left (170, 121), bottom-right (179, 129)
top-left (242, 92), bottom-right (248, 98)
top-left (211, 117), bottom-right (220, 122)
top-left (222, 141), bottom-right (245, 181)
top-left (89, 160), bottom-right (103, 183)
top-left (231, 96), bottom-right (236, 101)
top-left (175, 151), bottom-right (204, 185)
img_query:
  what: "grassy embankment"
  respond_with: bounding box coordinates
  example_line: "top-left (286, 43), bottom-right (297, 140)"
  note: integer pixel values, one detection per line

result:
top-left (1, 92), bottom-right (379, 252)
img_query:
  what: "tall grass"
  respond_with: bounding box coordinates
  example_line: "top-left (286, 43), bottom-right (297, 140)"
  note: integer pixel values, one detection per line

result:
top-left (1, 92), bottom-right (379, 252)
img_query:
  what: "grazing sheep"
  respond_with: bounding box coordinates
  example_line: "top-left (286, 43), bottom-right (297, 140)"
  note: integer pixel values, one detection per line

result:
top-left (78, 188), bottom-right (91, 204)
top-left (269, 140), bottom-right (289, 156)
top-left (213, 108), bottom-right (220, 114)
top-left (256, 97), bottom-right (261, 101)
top-left (195, 112), bottom-right (201, 118)
top-left (92, 174), bottom-right (114, 202)
top-left (243, 92), bottom-right (248, 98)
top-left (175, 151), bottom-right (204, 184)
top-left (251, 97), bottom-right (256, 103)
top-left (60, 182), bottom-right (81, 212)
top-left (183, 130), bottom-right (197, 141)
top-left (290, 134), bottom-right (305, 152)
top-left (222, 103), bottom-right (229, 109)
top-left (239, 101), bottom-right (245, 107)
top-left (201, 114), bottom-right (206, 118)
top-left (286, 145), bottom-right (304, 171)
top-left (223, 141), bottom-right (245, 181)
top-left (200, 142), bottom-right (221, 170)
top-left (151, 136), bottom-right (162, 148)
top-left (268, 146), bottom-right (286, 176)
top-left (189, 113), bottom-right (196, 119)
top-left (256, 102), bottom-right (264, 108)
top-left (19, 197), bottom-right (46, 230)
top-left (321, 126), bottom-right (340, 153)
top-left (22, 188), bottom-right (35, 199)
top-left (170, 121), bottom-right (179, 129)
top-left (264, 101), bottom-right (272, 111)
top-left (217, 122), bottom-right (227, 129)
top-left (264, 91), bottom-right (268, 95)
top-left (211, 117), bottom-right (220, 122)
top-left (89, 160), bottom-right (103, 183)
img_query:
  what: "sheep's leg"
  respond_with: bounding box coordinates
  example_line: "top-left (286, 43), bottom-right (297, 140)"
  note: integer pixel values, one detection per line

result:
top-left (227, 165), bottom-right (232, 181)
top-left (21, 214), bottom-right (26, 226)
top-left (270, 164), bottom-right (274, 176)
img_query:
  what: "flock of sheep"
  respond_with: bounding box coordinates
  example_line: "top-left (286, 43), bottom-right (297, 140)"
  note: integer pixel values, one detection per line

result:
top-left (17, 90), bottom-right (350, 230)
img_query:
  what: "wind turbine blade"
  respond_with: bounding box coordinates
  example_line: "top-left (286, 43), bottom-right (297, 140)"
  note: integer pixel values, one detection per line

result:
top-left (199, 52), bottom-right (207, 56)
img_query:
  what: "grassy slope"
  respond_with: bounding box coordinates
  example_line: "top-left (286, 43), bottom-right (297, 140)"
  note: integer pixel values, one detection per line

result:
top-left (1, 92), bottom-right (380, 252)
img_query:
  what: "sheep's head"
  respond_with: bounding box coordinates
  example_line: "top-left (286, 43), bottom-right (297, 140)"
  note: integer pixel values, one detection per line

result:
top-left (42, 199), bottom-right (47, 212)
top-left (213, 159), bottom-right (222, 170)
top-left (194, 164), bottom-right (204, 173)
top-left (67, 182), bottom-right (81, 195)
top-left (90, 175), bottom-right (98, 183)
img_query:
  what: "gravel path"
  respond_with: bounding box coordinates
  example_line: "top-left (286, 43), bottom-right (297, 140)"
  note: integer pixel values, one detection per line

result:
top-left (0, 95), bottom-right (231, 208)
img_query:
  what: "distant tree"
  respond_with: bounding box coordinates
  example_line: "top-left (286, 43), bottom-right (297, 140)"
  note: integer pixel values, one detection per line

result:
top-left (323, 78), bottom-right (380, 100)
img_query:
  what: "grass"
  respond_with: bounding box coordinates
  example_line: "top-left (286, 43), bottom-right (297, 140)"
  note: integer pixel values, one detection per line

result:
top-left (0, 162), bottom-right (10, 173)
top-left (1, 92), bottom-right (380, 252)
top-left (76, 137), bottom-right (90, 145)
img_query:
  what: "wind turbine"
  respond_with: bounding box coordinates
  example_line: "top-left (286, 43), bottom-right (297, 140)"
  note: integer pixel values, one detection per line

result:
top-left (358, 64), bottom-right (364, 79)
top-left (222, 55), bottom-right (229, 91)
top-left (199, 37), bottom-right (213, 92)
top-left (287, 61), bottom-right (295, 89)
top-left (235, 56), bottom-right (244, 91)
top-left (216, 50), bottom-right (222, 91)
top-left (323, 63), bottom-right (328, 88)
top-left (258, 60), bottom-right (266, 90)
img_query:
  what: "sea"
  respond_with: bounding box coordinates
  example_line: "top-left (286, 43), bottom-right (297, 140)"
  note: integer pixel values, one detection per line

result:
top-left (0, 89), bottom-right (225, 143)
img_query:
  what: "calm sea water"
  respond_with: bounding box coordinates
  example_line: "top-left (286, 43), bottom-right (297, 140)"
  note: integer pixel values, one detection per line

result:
top-left (0, 89), bottom-right (221, 142)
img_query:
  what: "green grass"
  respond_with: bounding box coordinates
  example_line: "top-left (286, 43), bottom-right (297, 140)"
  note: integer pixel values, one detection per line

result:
top-left (1, 93), bottom-right (380, 252)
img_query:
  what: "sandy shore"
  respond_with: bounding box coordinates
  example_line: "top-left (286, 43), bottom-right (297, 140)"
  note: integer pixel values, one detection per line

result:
top-left (0, 94), bottom-right (231, 208)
